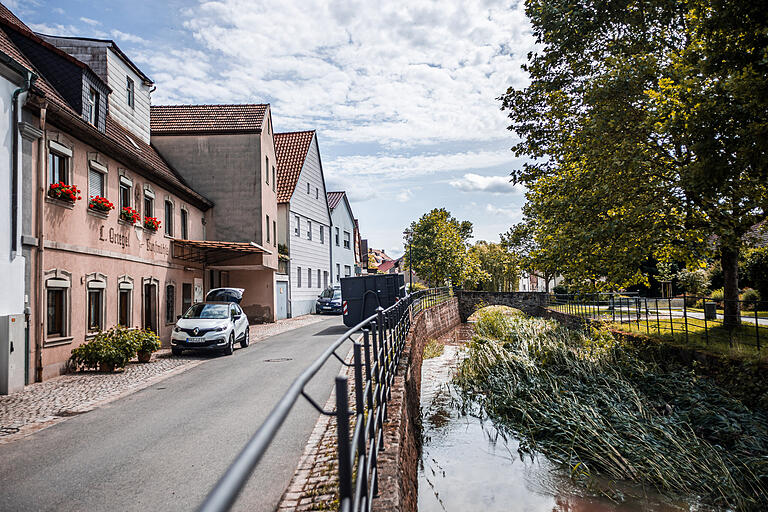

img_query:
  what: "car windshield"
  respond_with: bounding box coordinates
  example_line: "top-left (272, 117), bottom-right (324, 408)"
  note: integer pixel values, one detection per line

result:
top-left (320, 288), bottom-right (341, 299)
top-left (183, 303), bottom-right (229, 319)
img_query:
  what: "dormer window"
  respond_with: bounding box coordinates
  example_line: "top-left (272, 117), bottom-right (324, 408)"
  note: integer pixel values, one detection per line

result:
top-left (126, 77), bottom-right (135, 109)
top-left (86, 88), bottom-right (99, 126)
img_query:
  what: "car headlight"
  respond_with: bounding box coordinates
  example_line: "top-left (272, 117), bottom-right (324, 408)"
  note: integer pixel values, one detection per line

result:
top-left (174, 326), bottom-right (181, 332)
top-left (215, 326), bottom-right (227, 332)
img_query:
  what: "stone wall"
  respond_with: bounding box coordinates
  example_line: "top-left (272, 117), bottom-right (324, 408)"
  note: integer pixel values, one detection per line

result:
top-left (374, 297), bottom-right (460, 512)
top-left (456, 290), bottom-right (548, 321)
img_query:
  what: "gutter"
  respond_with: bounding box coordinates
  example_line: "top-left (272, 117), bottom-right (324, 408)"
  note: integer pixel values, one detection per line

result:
top-left (34, 101), bottom-right (47, 381)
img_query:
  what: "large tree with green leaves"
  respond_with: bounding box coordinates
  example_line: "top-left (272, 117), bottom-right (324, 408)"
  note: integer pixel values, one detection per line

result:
top-left (465, 241), bottom-right (518, 292)
top-left (404, 208), bottom-right (477, 287)
top-left (503, 0), bottom-right (768, 326)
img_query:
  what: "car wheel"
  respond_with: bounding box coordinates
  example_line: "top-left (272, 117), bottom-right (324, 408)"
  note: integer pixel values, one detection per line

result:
top-left (172, 347), bottom-right (183, 356)
top-left (224, 333), bottom-right (234, 356)
top-left (240, 328), bottom-right (250, 348)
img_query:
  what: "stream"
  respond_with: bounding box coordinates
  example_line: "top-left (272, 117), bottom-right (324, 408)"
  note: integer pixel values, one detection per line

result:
top-left (417, 326), bottom-right (695, 512)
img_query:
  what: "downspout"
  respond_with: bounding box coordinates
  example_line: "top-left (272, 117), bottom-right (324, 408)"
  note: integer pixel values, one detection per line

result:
top-left (11, 70), bottom-right (36, 384)
top-left (35, 101), bottom-right (47, 382)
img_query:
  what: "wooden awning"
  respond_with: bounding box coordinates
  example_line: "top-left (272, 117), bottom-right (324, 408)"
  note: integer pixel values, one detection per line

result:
top-left (172, 239), bottom-right (272, 265)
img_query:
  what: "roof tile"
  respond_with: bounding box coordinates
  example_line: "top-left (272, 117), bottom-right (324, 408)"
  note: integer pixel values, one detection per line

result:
top-left (151, 104), bottom-right (267, 135)
top-left (326, 191), bottom-right (345, 210)
top-left (274, 131), bottom-right (315, 203)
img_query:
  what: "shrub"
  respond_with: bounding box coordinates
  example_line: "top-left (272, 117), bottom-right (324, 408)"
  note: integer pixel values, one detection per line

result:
top-left (740, 288), bottom-right (761, 311)
top-left (710, 288), bottom-right (724, 303)
top-left (552, 285), bottom-right (569, 295)
top-left (133, 328), bottom-right (161, 353)
top-left (69, 326), bottom-right (137, 371)
top-left (410, 282), bottom-right (428, 292)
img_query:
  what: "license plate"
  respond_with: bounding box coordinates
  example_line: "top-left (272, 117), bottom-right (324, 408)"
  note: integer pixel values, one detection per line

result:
top-left (186, 337), bottom-right (205, 343)
top-left (323, 306), bottom-right (332, 310)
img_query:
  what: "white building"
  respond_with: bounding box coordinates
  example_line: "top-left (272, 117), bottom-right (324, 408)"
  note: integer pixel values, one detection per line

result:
top-left (326, 191), bottom-right (357, 283)
top-left (275, 131), bottom-right (332, 317)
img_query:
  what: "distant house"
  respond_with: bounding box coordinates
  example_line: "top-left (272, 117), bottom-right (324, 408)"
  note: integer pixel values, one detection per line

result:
top-left (327, 191), bottom-right (357, 283)
top-left (275, 131), bottom-right (332, 317)
top-left (369, 248), bottom-right (393, 269)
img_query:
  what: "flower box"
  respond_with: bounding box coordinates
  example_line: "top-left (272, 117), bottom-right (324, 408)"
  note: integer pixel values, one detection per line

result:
top-left (120, 207), bottom-right (140, 224)
top-left (48, 182), bottom-right (81, 203)
top-left (88, 196), bottom-right (114, 213)
top-left (144, 216), bottom-right (161, 231)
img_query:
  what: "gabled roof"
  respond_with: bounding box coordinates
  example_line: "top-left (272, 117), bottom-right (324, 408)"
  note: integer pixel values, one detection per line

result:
top-left (151, 104), bottom-right (268, 135)
top-left (274, 130), bottom-right (315, 203)
top-left (326, 191), bottom-right (345, 210)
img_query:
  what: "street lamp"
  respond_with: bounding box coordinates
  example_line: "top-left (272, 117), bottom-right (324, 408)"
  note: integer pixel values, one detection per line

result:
top-left (403, 228), bottom-right (413, 291)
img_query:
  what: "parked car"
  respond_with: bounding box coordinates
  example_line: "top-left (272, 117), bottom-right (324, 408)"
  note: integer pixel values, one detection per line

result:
top-left (205, 287), bottom-right (245, 303)
top-left (171, 302), bottom-right (250, 356)
top-left (316, 285), bottom-right (343, 314)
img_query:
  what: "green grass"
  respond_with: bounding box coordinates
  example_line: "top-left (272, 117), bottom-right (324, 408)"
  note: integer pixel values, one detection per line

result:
top-left (456, 311), bottom-right (768, 510)
top-left (423, 338), bottom-right (445, 359)
top-left (686, 307), bottom-right (768, 319)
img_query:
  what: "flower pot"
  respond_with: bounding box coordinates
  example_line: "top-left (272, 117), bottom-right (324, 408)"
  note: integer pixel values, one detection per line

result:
top-left (137, 350), bottom-right (152, 363)
top-left (100, 362), bottom-right (116, 373)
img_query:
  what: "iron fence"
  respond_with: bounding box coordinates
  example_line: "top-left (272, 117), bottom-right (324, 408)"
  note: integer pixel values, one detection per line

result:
top-left (548, 293), bottom-right (767, 351)
top-left (197, 287), bottom-right (453, 512)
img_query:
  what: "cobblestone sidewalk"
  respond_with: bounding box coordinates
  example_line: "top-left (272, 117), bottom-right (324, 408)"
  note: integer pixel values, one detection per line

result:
top-left (0, 314), bottom-right (330, 444)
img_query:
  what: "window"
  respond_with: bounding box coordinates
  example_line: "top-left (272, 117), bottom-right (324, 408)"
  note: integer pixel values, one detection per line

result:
top-left (344, 265), bottom-right (352, 277)
top-left (343, 231), bottom-right (351, 249)
top-left (144, 194), bottom-right (154, 219)
top-left (317, 269), bottom-right (320, 287)
top-left (336, 264), bottom-right (340, 282)
top-left (297, 267), bottom-right (302, 288)
top-left (266, 214), bottom-right (271, 243)
top-left (165, 200), bottom-right (174, 236)
top-left (180, 209), bottom-right (188, 239)
top-left (87, 289), bottom-right (103, 332)
top-left (323, 271), bottom-right (328, 288)
top-left (118, 289), bottom-right (131, 326)
top-left (182, 283), bottom-right (193, 315)
top-left (319, 226), bottom-right (324, 244)
top-left (126, 77), bottom-right (135, 108)
top-left (166, 284), bottom-right (175, 324)
top-left (272, 166), bottom-right (275, 192)
top-left (88, 164), bottom-right (106, 199)
top-left (273, 220), bottom-right (277, 246)
top-left (47, 288), bottom-right (65, 337)
top-left (335, 227), bottom-right (340, 246)
top-left (308, 268), bottom-right (312, 288)
top-left (86, 88), bottom-right (99, 126)
top-left (307, 183), bottom-right (310, 194)
top-left (307, 220), bottom-right (312, 240)
top-left (294, 215), bottom-right (300, 236)
top-left (48, 152), bottom-right (68, 186)
top-left (265, 156), bottom-right (269, 184)
top-left (119, 178), bottom-right (132, 210)
top-left (316, 187), bottom-right (319, 199)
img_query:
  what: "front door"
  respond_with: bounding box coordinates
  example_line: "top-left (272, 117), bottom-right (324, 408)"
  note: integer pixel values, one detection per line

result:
top-left (276, 281), bottom-right (288, 320)
top-left (143, 283), bottom-right (157, 333)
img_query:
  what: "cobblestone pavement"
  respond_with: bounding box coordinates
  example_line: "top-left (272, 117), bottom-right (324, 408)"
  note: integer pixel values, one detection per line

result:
top-left (0, 314), bottom-right (329, 444)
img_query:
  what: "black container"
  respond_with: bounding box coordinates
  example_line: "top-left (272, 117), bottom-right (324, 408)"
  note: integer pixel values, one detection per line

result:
top-left (341, 274), bottom-right (406, 327)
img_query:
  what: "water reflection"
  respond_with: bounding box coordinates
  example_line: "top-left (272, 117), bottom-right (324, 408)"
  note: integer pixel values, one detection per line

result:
top-left (418, 340), bottom-right (690, 512)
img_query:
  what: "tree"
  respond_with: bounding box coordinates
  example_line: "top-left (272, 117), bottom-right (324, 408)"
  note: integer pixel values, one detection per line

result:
top-left (465, 241), bottom-right (518, 292)
top-left (403, 208), bottom-right (477, 287)
top-left (501, 221), bottom-right (560, 292)
top-left (502, 0), bottom-right (768, 326)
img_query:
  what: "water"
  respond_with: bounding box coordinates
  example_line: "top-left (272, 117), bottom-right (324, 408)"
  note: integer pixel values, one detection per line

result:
top-left (418, 331), bottom-right (694, 512)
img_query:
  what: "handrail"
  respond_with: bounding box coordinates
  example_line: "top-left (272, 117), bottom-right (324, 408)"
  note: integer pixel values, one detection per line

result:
top-left (197, 286), bottom-right (453, 512)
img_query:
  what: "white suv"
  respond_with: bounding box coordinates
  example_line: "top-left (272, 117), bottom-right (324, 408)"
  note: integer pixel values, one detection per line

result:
top-left (171, 301), bottom-right (250, 356)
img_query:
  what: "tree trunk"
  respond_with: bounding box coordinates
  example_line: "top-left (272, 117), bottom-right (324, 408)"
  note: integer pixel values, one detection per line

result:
top-left (721, 245), bottom-right (741, 328)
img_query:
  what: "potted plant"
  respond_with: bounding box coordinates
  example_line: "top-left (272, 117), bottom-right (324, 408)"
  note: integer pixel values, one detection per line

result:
top-left (88, 195), bottom-right (115, 213)
top-left (144, 216), bottom-right (161, 231)
top-left (48, 182), bottom-right (82, 203)
top-left (132, 328), bottom-right (161, 363)
top-left (120, 206), bottom-right (141, 224)
top-left (69, 326), bottom-right (136, 372)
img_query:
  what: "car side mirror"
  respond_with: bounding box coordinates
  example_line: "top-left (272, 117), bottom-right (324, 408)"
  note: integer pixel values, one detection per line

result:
top-left (177, 315), bottom-right (182, 320)
top-left (233, 313), bottom-right (242, 320)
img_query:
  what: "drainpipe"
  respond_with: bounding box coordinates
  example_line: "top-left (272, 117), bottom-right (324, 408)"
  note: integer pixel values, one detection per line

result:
top-left (34, 101), bottom-right (47, 382)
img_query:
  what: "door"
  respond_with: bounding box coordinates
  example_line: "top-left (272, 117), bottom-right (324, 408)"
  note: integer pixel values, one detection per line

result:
top-left (143, 283), bottom-right (157, 333)
top-left (276, 281), bottom-right (288, 320)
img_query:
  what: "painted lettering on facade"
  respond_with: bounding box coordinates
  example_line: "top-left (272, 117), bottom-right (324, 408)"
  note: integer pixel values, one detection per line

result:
top-left (99, 226), bottom-right (130, 249)
top-left (146, 238), bottom-right (169, 255)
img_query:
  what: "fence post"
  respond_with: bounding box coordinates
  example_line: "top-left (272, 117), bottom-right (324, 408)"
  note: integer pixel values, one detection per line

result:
top-left (683, 293), bottom-right (689, 344)
top-left (668, 297), bottom-right (674, 337)
top-left (353, 342), bottom-right (368, 504)
top-left (611, 294), bottom-right (615, 323)
top-left (755, 307), bottom-right (760, 351)
top-left (644, 298), bottom-right (650, 334)
top-left (703, 304), bottom-right (709, 345)
top-left (363, 329), bottom-right (373, 410)
top-left (655, 298), bottom-right (661, 334)
top-left (335, 376), bottom-right (353, 508)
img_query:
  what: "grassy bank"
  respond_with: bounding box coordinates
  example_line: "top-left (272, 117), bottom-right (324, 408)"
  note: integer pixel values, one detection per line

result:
top-left (456, 309), bottom-right (768, 511)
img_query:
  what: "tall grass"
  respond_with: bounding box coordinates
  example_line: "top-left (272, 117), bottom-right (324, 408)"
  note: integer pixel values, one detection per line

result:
top-left (456, 309), bottom-right (768, 510)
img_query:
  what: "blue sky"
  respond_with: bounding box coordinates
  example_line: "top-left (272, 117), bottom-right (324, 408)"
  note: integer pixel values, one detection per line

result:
top-left (12, 0), bottom-right (534, 257)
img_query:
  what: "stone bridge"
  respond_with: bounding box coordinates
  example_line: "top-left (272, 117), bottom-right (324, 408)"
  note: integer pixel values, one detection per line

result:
top-left (455, 290), bottom-right (548, 321)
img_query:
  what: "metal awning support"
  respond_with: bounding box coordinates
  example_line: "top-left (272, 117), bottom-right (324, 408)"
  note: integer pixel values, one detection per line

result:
top-left (172, 239), bottom-right (271, 265)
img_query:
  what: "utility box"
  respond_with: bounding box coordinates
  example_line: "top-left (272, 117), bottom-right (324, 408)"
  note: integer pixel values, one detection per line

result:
top-left (704, 302), bottom-right (718, 321)
top-left (0, 314), bottom-right (25, 395)
top-left (341, 274), bottom-right (406, 327)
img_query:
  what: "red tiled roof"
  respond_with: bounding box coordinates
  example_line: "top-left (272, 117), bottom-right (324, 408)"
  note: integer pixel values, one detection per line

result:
top-left (326, 191), bottom-right (345, 210)
top-left (274, 130), bottom-right (315, 203)
top-left (0, 3), bottom-right (30, 32)
top-left (377, 259), bottom-right (397, 273)
top-left (150, 104), bottom-right (268, 135)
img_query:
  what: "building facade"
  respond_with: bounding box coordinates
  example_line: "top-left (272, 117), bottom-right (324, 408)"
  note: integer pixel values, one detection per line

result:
top-left (275, 131), bottom-right (332, 317)
top-left (326, 191), bottom-right (357, 283)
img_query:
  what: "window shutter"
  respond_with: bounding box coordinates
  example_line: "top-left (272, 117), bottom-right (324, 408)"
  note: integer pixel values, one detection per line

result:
top-left (89, 168), bottom-right (104, 198)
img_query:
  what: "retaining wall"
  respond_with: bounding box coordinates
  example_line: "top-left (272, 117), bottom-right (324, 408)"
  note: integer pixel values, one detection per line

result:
top-left (456, 290), bottom-right (547, 321)
top-left (373, 297), bottom-right (460, 512)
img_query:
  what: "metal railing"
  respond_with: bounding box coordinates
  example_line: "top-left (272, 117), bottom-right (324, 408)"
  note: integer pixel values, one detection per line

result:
top-left (548, 293), bottom-right (766, 351)
top-left (197, 287), bottom-right (453, 512)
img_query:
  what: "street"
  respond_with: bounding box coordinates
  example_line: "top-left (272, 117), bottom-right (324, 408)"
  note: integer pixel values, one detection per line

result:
top-left (0, 316), bottom-right (347, 512)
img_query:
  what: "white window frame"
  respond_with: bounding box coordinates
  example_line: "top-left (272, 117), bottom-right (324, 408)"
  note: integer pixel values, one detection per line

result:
top-left (144, 186), bottom-right (155, 219)
top-left (48, 141), bottom-right (72, 186)
top-left (180, 207), bottom-right (189, 239)
top-left (343, 231), bottom-right (351, 249)
top-left (88, 160), bottom-right (108, 200)
top-left (297, 266), bottom-right (302, 288)
top-left (335, 227), bottom-right (340, 246)
top-left (294, 215), bottom-right (300, 236)
top-left (308, 268), bottom-right (312, 288)
top-left (126, 76), bottom-right (135, 109)
top-left (319, 225), bottom-right (324, 244)
top-left (336, 264), bottom-right (340, 282)
top-left (87, 88), bottom-right (99, 126)
top-left (118, 275), bottom-right (133, 327)
top-left (44, 269), bottom-right (72, 343)
top-left (165, 282), bottom-right (176, 325)
top-left (119, 174), bottom-right (133, 210)
top-left (266, 214), bottom-right (271, 244)
top-left (164, 198), bottom-right (174, 236)
top-left (307, 220), bottom-right (312, 241)
top-left (85, 272), bottom-right (108, 334)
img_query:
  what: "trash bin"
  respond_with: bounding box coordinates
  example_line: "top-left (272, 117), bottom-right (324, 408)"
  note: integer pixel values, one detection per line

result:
top-left (341, 274), bottom-right (406, 327)
top-left (704, 302), bottom-right (717, 321)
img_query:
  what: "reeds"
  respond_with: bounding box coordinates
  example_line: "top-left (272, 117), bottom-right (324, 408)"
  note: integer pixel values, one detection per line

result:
top-left (455, 309), bottom-right (768, 510)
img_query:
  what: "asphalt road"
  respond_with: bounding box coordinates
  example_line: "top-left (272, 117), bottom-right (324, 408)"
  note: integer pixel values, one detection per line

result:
top-left (0, 316), bottom-right (349, 512)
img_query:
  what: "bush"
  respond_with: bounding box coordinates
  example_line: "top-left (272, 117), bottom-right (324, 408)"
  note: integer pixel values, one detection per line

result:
top-left (552, 285), bottom-right (569, 295)
top-left (409, 282), bottom-right (428, 292)
top-left (741, 247), bottom-right (768, 302)
top-left (710, 288), bottom-right (724, 302)
top-left (69, 326), bottom-right (138, 371)
top-left (133, 329), bottom-right (161, 353)
top-left (740, 288), bottom-right (761, 311)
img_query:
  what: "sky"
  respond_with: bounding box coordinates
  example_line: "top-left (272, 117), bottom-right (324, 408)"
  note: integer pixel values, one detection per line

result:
top-left (11, 0), bottom-right (535, 257)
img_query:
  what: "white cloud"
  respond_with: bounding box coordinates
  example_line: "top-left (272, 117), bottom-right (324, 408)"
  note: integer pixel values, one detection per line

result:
top-left (111, 30), bottom-right (148, 44)
top-left (327, 150), bottom-right (514, 179)
top-left (395, 189), bottom-right (413, 202)
top-left (485, 203), bottom-right (521, 220)
top-left (449, 173), bottom-right (522, 194)
top-left (80, 17), bottom-right (101, 26)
